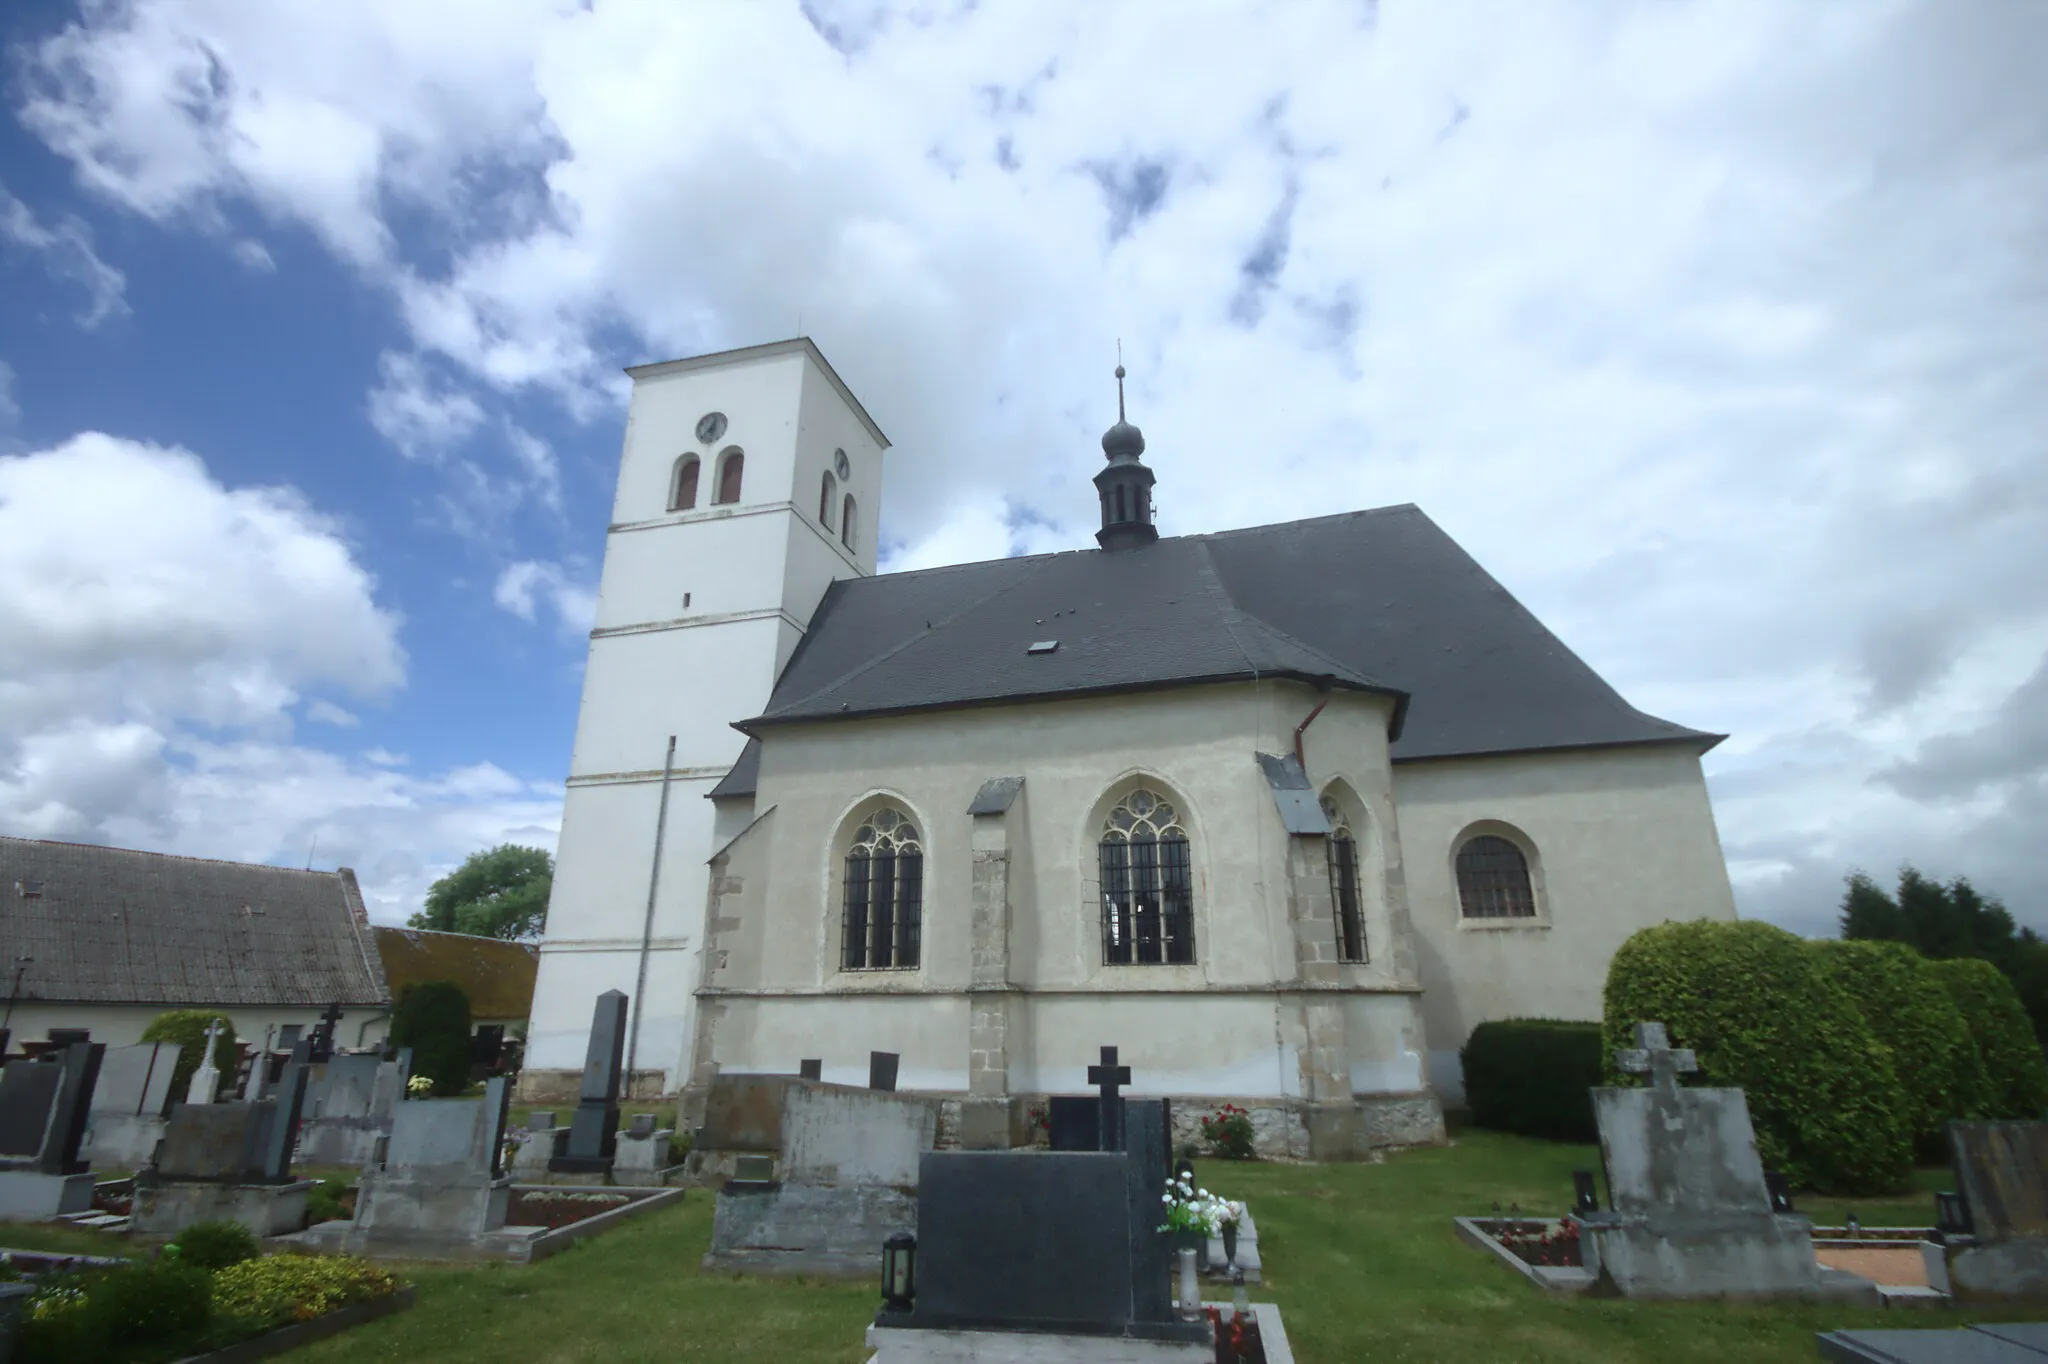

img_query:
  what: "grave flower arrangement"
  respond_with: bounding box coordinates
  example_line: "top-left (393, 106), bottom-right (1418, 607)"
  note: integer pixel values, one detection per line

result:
top-left (1159, 1173), bottom-right (1234, 1242)
top-left (405, 1074), bottom-right (434, 1098)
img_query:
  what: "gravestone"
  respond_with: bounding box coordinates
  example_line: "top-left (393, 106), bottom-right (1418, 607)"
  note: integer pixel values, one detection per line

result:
top-left (0, 1042), bottom-right (104, 1220)
top-left (511, 1110), bottom-right (567, 1178)
top-left (344, 1076), bottom-right (516, 1255)
top-left (131, 1062), bottom-right (314, 1236)
top-left (309, 1002), bottom-right (345, 1063)
top-left (1579, 1022), bottom-right (1860, 1301)
top-left (1048, 1095), bottom-right (1100, 1151)
top-left (297, 1052), bottom-right (410, 1165)
top-left (551, 991), bottom-right (628, 1176)
top-left (1939, 1121), bottom-right (2048, 1301)
top-left (869, 1051), bottom-right (900, 1093)
top-left (1088, 1045), bottom-right (1130, 1153)
top-left (186, 1019), bottom-right (225, 1105)
top-left (614, 1111), bottom-right (677, 1179)
top-left (703, 1077), bottom-right (942, 1276)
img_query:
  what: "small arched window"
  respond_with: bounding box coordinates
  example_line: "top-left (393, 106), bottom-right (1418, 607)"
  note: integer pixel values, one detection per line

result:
top-left (841, 494), bottom-right (856, 550)
top-left (1456, 834), bottom-right (1536, 919)
top-left (715, 448), bottom-right (744, 505)
top-left (842, 808), bottom-right (922, 970)
top-left (670, 456), bottom-right (700, 512)
top-left (1322, 795), bottom-right (1367, 962)
top-left (1114, 485), bottom-right (1128, 522)
top-left (1099, 788), bottom-right (1195, 965)
top-left (820, 471), bottom-right (837, 528)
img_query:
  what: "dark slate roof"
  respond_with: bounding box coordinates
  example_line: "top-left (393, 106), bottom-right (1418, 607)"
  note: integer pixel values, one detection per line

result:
top-left (738, 504), bottom-right (1717, 764)
top-left (706, 737), bottom-right (762, 801)
top-left (0, 837), bottom-right (390, 1008)
top-left (371, 927), bottom-right (538, 1020)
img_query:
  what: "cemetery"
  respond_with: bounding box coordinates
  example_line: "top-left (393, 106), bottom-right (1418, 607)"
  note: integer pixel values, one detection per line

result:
top-left (1, 950), bottom-right (2045, 1363)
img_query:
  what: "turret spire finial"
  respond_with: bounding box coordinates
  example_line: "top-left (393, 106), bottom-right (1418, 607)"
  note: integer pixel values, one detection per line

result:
top-left (1116, 340), bottom-right (1126, 423)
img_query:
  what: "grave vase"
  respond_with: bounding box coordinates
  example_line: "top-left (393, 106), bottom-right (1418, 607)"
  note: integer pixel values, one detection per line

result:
top-left (1222, 1221), bottom-right (1239, 1269)
top-left (1177, 1247), bottom-right (1200, 1319)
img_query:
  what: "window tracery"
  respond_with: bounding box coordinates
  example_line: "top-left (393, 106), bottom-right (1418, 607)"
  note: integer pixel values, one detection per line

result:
top-left (842, 808), bottom-right (922, 970)
top-left (1098, 788), bottom-right (1195, 965)
top-left (1322, 795), bottom-right (1367, 962)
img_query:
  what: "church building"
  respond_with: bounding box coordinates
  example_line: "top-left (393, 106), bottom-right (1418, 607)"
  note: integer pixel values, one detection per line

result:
top-left (520, 337), bottom-right (1738, 1157)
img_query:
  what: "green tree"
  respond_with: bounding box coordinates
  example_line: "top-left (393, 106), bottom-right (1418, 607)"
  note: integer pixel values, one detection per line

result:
top-left (1841, 866), bottom-right (2048, 1045)
top-left (1810, 939), bottom-right (1989, 1153)
top-left (140, 1010), bottom-right (239, 1100)
top-left (409, 844), bottom-right (553, 940)
top-left (389, 981), bottom-right (473, 1096)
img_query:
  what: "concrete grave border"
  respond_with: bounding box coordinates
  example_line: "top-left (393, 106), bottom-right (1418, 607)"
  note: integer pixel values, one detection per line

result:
top-left (170, 1284), bottom-right (414, 1364)
top-left (1453, 1217), bottom-right (1597, 1294)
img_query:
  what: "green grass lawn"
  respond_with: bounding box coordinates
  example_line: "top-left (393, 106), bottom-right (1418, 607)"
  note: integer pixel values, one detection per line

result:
top-left (10, 1129), bottom-right (2045, 1363)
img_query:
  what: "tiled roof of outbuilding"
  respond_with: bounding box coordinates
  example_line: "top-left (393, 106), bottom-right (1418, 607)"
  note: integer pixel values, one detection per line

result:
top-left (738, 504), bottom-right (1717, 764)
top-left (370, 927), bottom-right (539, 1021)
top-left (0, 836), bottom-right (389, 1008)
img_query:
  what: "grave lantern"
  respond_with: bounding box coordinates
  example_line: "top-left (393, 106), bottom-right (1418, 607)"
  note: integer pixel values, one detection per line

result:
top-left (881, 1231), bottom-right (917, 1311)
top-left (1934, 1191), bottom-right (1970, 1238)
top-left (1764, 1170), bottom-right (1794, 1214)
top-left (1571, 1169), bottom-right (1599, 1215)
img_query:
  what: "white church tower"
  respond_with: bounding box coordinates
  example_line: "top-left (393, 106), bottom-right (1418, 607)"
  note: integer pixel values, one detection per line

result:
top-left (523, 339), bottom-right (888, 1097)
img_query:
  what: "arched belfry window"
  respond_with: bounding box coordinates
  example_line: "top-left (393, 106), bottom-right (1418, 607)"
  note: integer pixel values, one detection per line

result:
top-left (1456, 834), bottom-right (1536, 919)
top-left (841, 494), bottom-right (856, 550)
top-left (1099, 788), bottom-right (1195, 965)
top-left (715, 448), bottom-right (744, 505)
top-left (1322, 795), bottom-right (1367, 962)
top-left (670, 455), bottom-right (699, 512)
top-left (842, 808), bottom-right (922, 970)
top-left (820, 471), bottom-right (837, 528)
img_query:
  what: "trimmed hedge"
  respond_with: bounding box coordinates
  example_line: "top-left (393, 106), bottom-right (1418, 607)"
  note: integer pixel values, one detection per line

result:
top-left (389, 980), bottom-right (472, 1096)
top-left (1604, 919), bottom-right (1912, 1194)
top-left (1460, 1019), bottom-right (1604, 1143)
top-left (1811, 939), bottom-right (1990, 1153)
top-left (1931, 957), bottom-right (2048, 1119)
top-left (140, 1009), bottom-right (239, 1102)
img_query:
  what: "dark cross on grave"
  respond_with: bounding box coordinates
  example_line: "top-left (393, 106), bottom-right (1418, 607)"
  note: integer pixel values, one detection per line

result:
top-left (1615, 1021), bottom-right (1698, 1096)
top-left (309, 1002), bottom-right (344, 1063)
top-left (1087, 1045), bottom-right (1131, 1153)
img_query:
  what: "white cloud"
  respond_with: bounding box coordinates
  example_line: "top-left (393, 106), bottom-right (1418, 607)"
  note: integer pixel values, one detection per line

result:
top-left (363, 747), bottom-right (408, 766)
top-left (0, 361), bottom-right (17, 430)
top-left (493, 559), bottom-right (596, 638)
top-left (0, 179), bottom-right (128, 326)
top-left (365, 350), bottom-right (484, 459)
top-left (17, 1), bottom-right (2048, 930)
top-left (0, 433), bottom-right (552, 922)
top-left (232, 239), bottom-right (276, 272)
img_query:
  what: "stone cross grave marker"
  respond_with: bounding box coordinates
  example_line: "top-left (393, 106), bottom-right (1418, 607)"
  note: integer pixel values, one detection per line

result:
top-left (1614, 1022), bottom-right (1697, 1095)
top-left (309, 1003), bottom-right (345, 1063)
top-left (187, 1020), bottom-right (225, 1105)
top-left (1088, 1045), bottom-right (1131, 1153)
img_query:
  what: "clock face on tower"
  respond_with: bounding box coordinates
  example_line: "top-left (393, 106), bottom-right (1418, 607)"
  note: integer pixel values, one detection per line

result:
top-left (695, 411), bottom-right (727, 445)
top-left (834, 448), bottom-right (851, 480)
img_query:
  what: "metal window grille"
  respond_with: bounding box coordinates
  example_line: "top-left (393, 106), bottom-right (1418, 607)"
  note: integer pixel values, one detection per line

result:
top-left (1329, 830), bottom-right (1367, 961)
top-left (1099, 790), bottom-right (1196, 966)
top-left (842, 811), bottom-right (921, 969)
top-left (1456, 835), bottom-right (1536, 918)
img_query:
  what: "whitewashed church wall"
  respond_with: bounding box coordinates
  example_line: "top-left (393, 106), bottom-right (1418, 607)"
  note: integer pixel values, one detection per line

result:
top-left (795, 356), bottom-right (885, 574)
top-left (708, 993), bottom-right (971, 1092)
top-left (1013, 993), bottom-right (1302, 1098)
top-left (1391, 743), bottom-right (1737, 1106)
top-left (528, 773), bottom-right (717, 1082)
top-left (594, 511), bottom-right (802, 631)
top-left (1296, 692), bottom-right (1422, 985)
top-left (569, 620), bottom-right (779, 779)
top-left (612, 352), bottom-right (807, 521)
top-left (1341, 993), bottom-right (1431, 1095)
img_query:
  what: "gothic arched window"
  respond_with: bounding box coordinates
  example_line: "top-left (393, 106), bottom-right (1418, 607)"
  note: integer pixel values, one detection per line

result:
top-left (1099, 788), bottom-right (1195, 965)
top-left (715, 448), bottom-right (744, 505)
top-left (671, 455), bottom-right (700, 512)
top-left (1456, 834), bottom-right (1536, 919)
top-left (1323, 796), bottom-right (1367, 962)
top-left (842, 808), bottom-right (922, 970)
top-left (820, 471), bottom-right (837, 528)
top-left (841, 494), bottom-right (857, 550)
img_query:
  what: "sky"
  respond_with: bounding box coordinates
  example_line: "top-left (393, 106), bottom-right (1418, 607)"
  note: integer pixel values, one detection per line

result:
top-left (1, 0), bottom-right (2044, 937)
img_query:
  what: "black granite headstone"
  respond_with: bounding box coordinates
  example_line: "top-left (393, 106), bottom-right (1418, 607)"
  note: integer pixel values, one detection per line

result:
top-left (869, 1051), bottom-right (899, 1092)
top-left (1049, 1095), bottom-right (1100, 1151)
top-left (906, 1151), bottom-right (1133, 1334)
top-left (156, 1104), bottom-right (266, 1181)
top-left (1087, 1046), bottom-right (1130, 1153)
top-left (0, 1061), bottom-right (61, 1160)
top-left (1121, 1098), bottom-right (1175, 1328)
top-left (45, 1029), bottom-right (90, 1048)
top-left (0, 1028), bottom-right (10, 1062)
top-left (309, 1003), bottom-right (344, 1063)
top-left (44, 1041), bottom-right (103, 1174)
top-left (553, 990), bottom-right (628, 1173)
top-left (255, 1060), bottom-right (311, 1182)
top-left (798, 1058), bottom-right (822, 1081)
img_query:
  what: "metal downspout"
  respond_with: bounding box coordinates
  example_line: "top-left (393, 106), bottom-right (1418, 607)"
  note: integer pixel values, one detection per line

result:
top-left (625, 735), bottom-right (677, 1093)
